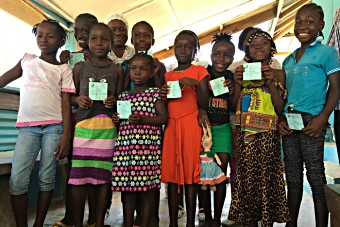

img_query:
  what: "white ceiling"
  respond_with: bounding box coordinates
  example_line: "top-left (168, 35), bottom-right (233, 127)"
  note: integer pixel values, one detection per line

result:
top-left (35, 0), bottom-right (277, 53)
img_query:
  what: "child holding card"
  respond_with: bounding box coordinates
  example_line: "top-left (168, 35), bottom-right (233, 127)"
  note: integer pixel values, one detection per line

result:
top-left (197, 33), bottom-right (235, 226)
top-left (68, 23), bottom-right (123, 227)
top-left (160, 30), bottom-right (210, 227)
top-left (278, 3), bottom-right (340, 226)
top-left (228, 30), bottom-right (290, 226)
top-left (111, 52), bottom-right (167, 226)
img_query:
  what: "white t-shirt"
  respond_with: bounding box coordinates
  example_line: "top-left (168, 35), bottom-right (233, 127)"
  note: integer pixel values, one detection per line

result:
top-left (16, 54), bottom-right (75, 127)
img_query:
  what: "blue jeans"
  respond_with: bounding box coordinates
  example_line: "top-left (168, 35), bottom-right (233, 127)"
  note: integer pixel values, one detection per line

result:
top-left (9, 123), bottom-right (64, 195)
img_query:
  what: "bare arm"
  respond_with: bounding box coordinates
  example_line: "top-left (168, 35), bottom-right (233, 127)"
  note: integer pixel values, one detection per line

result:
top-left (54, 92), bottom-right (72, 160)
top-left (0, 60), bottom-right (22, 87)
top-left (116, 65), bottom-right (124, 97)
top-left (265, 67), bottom-right (285, 115)
top-left (129, 99), bottom-right (168, 126)
top-left (71, 62), bottom-right (92, 109)
top-left (230, 66), bottom-right (244, 110)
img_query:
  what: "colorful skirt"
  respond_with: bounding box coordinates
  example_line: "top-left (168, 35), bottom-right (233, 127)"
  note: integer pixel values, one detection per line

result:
top-left (68, 114), bottom-right (116, 185)
top-left (199, 155), bottom-right (226, 185)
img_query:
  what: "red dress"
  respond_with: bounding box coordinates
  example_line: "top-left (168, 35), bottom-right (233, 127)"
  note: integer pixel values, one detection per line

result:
top-left (161, 65), bottom-right (209, 184)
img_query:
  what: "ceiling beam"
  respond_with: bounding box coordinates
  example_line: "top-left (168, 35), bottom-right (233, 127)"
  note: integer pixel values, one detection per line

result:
top-left (275, 14), bottom-right (295, 34)
top-left (268, 0), bottom-right (284, 36)
top-left (279, 0), bottom-right (311, 20)
top-left (154, 2), bottom-right (277, 60)
top-left (274, 20), bottom-right (294, 41)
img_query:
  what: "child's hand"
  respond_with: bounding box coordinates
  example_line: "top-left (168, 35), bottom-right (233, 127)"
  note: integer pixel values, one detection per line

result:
top-left (104, 96), bottom-right (116, 108)
top-left (153, 58), bottom-right (161, 77)
top-left (179, 77), bottom-right (199, 89)
top-left (54, 136), bottom-right (70, 160)
top-left (84, 50), bottom-right (92, 61)
top-left (224, 79), bottom-right (234, 95)
top-left (302, 115), bottom-right (327, 137)
top-left (77, 95), bottom-right (93, 109)
top-left (59, 50), bottom-right (71, 64)
top-left (160, 84), bottom-right (170, 100)
top-left (277, 120), bottom-right (292, 135)
top-left (112, 112), bottom-right (120, 123)
top-left (198, 109), bottom-right (210, 127)
top-left (234, 66), bottom-right (244, 86)
top-left (262, 65), bottom-right (275, 85)
top-left (129, 113), bottom-right (142, 125)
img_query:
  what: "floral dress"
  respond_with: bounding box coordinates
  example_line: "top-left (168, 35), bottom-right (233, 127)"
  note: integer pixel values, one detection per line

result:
top-left (112, 87), bottom-right (162, 192)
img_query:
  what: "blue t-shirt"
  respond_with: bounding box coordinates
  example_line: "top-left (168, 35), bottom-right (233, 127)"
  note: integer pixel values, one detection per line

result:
top-left (283, 41), bottom-right (340, 115)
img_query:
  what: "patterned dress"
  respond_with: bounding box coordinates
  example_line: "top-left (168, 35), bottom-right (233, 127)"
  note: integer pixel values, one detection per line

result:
top-left (112, 88), bottom-right (162, 192)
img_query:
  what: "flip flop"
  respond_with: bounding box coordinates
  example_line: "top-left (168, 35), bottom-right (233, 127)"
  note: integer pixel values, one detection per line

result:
top-left (53, 221), bottom-right (73, 227)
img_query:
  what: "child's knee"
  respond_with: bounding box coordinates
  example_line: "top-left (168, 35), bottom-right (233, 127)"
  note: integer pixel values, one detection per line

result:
top-left (9, 173), bottom-right (30, 195)
top-left (38, 169), bottom-right (57, 192)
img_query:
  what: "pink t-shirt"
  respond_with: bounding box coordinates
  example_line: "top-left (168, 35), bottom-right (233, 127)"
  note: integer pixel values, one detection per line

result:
top-left (16, 54), bottom-right (76, 127)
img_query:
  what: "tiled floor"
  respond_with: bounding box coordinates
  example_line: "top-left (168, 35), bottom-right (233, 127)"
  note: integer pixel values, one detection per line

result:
top-left (28, 183), bottom-right (318, 227)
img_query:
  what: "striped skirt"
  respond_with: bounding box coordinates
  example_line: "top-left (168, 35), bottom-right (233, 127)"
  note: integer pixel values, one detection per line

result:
top-left (68, 114), bottom-right (116, 185)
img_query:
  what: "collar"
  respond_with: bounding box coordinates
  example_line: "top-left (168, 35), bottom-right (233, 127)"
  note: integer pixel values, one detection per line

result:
top-left (290, 40), bottom-right (321, 58)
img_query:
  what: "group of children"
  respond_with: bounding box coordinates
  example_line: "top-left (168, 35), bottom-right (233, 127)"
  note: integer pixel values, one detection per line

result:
top-left (0, 2), bottom-right (339, 227)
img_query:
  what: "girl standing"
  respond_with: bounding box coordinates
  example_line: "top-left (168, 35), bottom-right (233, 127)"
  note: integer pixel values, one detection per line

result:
top-left (198, 33), bottom-right (235, 227)
top-left (228, 30), bottom-right (290, 226)
top-left (160, 30), bottom-right (210, 227)
top-left (278, 3), bottom-right (340, 226)
top-left (112, 52), bottom-right (168, 227)
top-left (0, 19), bottom-right (75, 227)
top-left (68, 23), bottom-right (123, 227)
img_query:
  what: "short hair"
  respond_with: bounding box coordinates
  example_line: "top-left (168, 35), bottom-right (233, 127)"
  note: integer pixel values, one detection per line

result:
top-left (175, 30), bottom-right (200, 53)
top-left (32, 19), bottom-right (67, 42)
top-left (297, 3), bottom-right (325, 39)
top-left (89, 23), bottom-right (113, 42)
top-left (129, 52), bottom-right (154, 69)
top-left (75, 13), bottom-right (98, 25)
top-left (132, 21), bottom-right (154, 37)
top-left (211, 32), bottom-right (235, 49)
top-left (245, 31), bottom-right (277, 61)
top-left (104, 13), bottom-right (129, 30)
top-left (238, 27), bottom-right (262, 51)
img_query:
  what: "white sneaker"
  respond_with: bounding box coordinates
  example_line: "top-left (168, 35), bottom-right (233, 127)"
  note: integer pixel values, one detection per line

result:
top-left (222, 219), bottom-right (236, 226)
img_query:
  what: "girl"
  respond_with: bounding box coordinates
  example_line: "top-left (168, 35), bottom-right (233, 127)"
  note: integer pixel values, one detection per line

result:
top-left (68, 23), bottom-right (123, 227)
top-left (278, 3), bottom-right (340, 226)
top-left (198, 33), bottom-right (235, 227)
top-left (0, 19), bottom-right (75, 227)
top-left (228, 30), bottom-right (290, 226)
top-left (124, 21), bottom-right (166, 90)
top-left (160, 30), bottom-right (210, 227)
top-left (112, 52), bottom-right (168, 227)
top-left (105, 13), bottom-right (135, 64)
top-left (55, 13), bottom-right (98, 227)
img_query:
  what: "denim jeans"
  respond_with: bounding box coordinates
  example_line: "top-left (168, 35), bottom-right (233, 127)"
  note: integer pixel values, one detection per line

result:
top-left (9, 123), bottom-right (64, 195)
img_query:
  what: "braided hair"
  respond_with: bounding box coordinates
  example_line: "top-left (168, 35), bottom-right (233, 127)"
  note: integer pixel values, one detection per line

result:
top-left (297, 3), bottom-right (325, 40)
top-left (75, 13), bottom-right (98, 25)
top-left (238, 27), bottom-right (262, 51)
top-left (211, 32), bottom-right (234, 48)
top-left (245, 31), bottom-right (277, 62)
top-left (32, 19), bottom-right (67, 43)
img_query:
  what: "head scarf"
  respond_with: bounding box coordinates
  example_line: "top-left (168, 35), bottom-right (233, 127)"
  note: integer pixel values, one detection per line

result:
top-left (104, 13), bottom-right (129, 30)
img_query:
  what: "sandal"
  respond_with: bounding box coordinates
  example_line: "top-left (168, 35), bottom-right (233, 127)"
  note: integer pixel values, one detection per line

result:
top-left (53, 221), bottom-right (73, 227)
top-left (198, 208), bottom-right (205, 221)
top-left (177, 205), bottom-right (185, 219)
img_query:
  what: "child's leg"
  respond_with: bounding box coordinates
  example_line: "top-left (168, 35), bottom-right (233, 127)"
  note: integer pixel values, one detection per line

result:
top-left (94, 184), bottom-right (111, 227)
top-left (9, 128), bottom-right (43, 226)
top-left (282, 132), bottom-right (304, 227)
top-left (122, 191), bottom-right (138, 227)
top-left (87, 184), bottom-right (97, 225)
top-left (334, 110), bottom-right (340, 163)
top-left (184, 183), bottom-right (198, 227)
top-left (72, 185), bottom-right (86, 227)
top-left (198, 188), bottom-right (211, 223)
top-left (300, 132), bottom-right (328, 226)
top-left (138, 190), bottom-right (159, 227)
top-left (168, 183), bottom-right (180, 227)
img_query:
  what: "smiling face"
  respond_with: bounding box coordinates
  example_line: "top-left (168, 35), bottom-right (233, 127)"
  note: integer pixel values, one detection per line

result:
top-left (88, 25), bottom-right (112, 58)
top-left (108, 19), bottom-right (128, 47)
top-left (74, 19), bottom-right (93, 49)
top-left (129, 56), bottom-right (153, 87)
top-left (36, 22), bottom-right (64, 55)
top-left (248, 35), bottom-right (271, 63)
top-left (294, 7), bottom-right (324, 47)
top-left (131, 22), bottom-right (154, 52)
top-left (211, 41), bottom-right (235, 75)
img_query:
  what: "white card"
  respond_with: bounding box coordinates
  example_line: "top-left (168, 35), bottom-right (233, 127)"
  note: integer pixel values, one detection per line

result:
top-left (167, 81), bottom-right (182, 98)
top-left (88, 82), bottom-right (107, 100)
top-left (286, 113), bottom-right (304, 130)
top-left (210, 77), bottom-right (229, 96)
top-left (117, 101), bottom-right (132, 119)
top-left (243, 62), bottom-right (262, 80)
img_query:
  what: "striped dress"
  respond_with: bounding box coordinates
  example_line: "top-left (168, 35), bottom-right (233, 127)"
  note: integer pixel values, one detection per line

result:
top-left (68, 114), bottom-right (116, 185)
